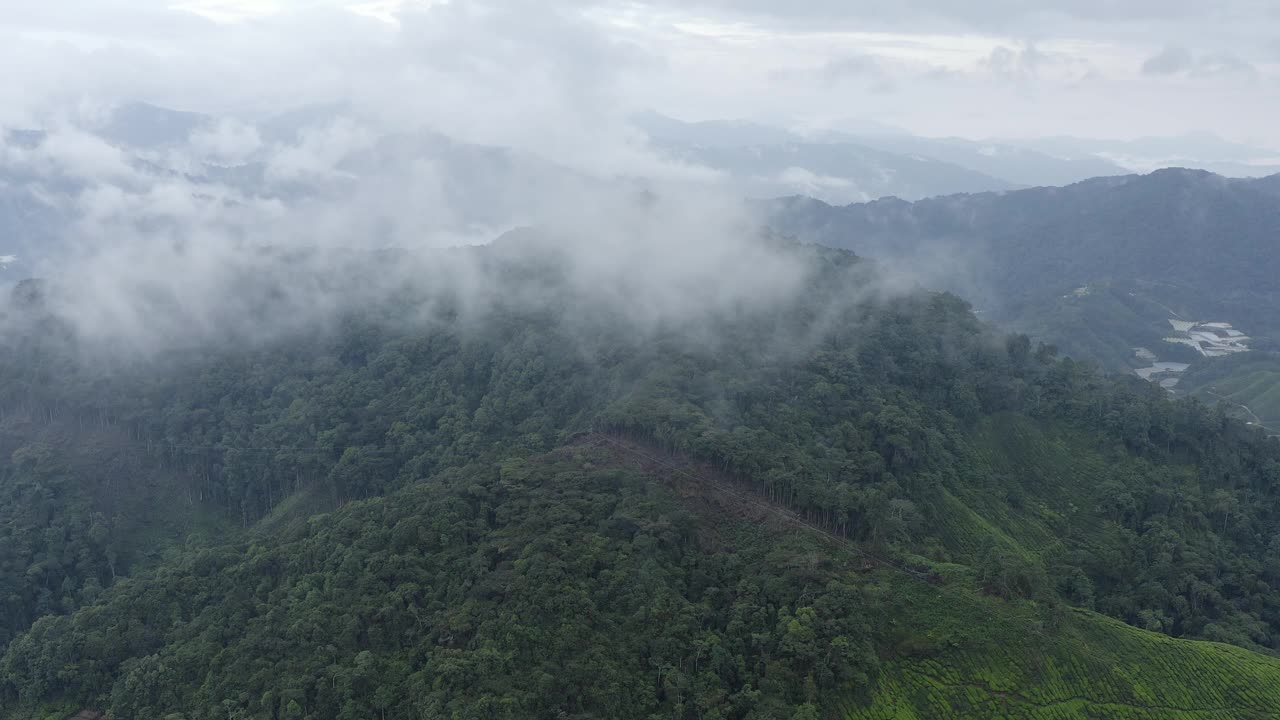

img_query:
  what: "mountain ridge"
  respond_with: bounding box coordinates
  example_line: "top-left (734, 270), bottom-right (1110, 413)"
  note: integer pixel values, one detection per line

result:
top-left (765, 167), bottom-right (1280, 371)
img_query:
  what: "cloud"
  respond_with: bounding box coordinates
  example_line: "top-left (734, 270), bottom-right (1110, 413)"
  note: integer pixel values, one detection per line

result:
top-left (1142, 46), bottom-right (1194, 75)
top-left (983, 43), bottom-right (1049, 80)
top-left (0, 0), bottom-right (1277, 148)
top-left (634, 0), bottom-right (1253, 33)
top-left (822, 54), bottom-right (882, 81)
top-left (818, 54), bottom-right (897, 93)
top-left (0, 2), bottom-right (671, 176)
top-left (0, 0), bottom-right (1273, 364)
top-left (9, 146), bottom-right (822, 357)
top-left (8, 125), bottom-right (140, 184)
top-left (1194, 52), bottom-right (1258, 77)
top-left (171, 0), bottom-right (284, 24)
top-left (0, 2), bottom-right (826, 357)
top-left (189, 119), bottom-right (263, 165)
top-left (263, 118), bottom-right (373, 181)
top-left (975, 42), bottom-right (1104, 88)
top-left (1142, 46), bottom-right (1257, 78)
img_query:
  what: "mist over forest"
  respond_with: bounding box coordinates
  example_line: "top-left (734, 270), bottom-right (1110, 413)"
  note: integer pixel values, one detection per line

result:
top-left (3, 3), bottom-right (1280, 720)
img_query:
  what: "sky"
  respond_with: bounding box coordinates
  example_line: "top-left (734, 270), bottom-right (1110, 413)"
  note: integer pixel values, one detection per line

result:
top-left (1, 0), bottom-right (1276, 355)
top-left (0, 0), bottom-right (1276, 148)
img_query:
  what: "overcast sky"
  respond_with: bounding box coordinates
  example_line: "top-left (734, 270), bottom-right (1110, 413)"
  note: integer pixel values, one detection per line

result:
top-left (0, 0), bottom-right (1277, 149)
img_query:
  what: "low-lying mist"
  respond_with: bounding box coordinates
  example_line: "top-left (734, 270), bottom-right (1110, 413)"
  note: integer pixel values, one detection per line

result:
top-left (1, 115), bottom-right (863, 366)
top-left (0, 1), bottom-right (951, 367)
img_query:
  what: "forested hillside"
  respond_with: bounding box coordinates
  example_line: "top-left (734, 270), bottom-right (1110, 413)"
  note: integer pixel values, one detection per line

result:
top-left (3, 238), bottom-right (1280, 719)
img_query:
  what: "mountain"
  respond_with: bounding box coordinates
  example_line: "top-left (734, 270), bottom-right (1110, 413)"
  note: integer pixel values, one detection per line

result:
top-left (630, 110), bottom-right (800, 148)
top-left (94, 102), bottom-right (212, 149)
top-left (648, 137), bottom-right (1019, 204)
top-left (1011, 134), bottom-right (1280, 178)
top-left (819, 132), bottom-right (1128, 188)
top-left (0, 171), bottom-right (67, 281)
top-left (633, 113), bottom-right (1136, 199)
top-left (633, 113), bottom-right (1280, 199)
top-left (633, 112), bottom-right (1020, 202)
top-left (4, 237), bottom-right (1280, 718)
top-left (0, 105), bottom-right (602, 273)
top-left (766, 168), bottom-right (1280, 373)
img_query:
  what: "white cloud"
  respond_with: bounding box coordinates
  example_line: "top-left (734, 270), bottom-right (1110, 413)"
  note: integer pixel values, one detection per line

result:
top-left (263, 118), bottom-right (372, 181)
top-left (0, 0), bottom-right (1275, 145)
top-left (0, 0), bottom-right (1276, 360)
top-left (171, 0), bottom-right (286, 24)
top-left (189, 118), bottom-right (263, 164)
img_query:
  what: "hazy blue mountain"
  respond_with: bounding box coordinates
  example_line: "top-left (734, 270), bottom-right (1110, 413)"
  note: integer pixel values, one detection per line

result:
top-left (1011, 133), bottom-right (1280, 178)
top-left (632, 112), bottom-right (1131, 200)
top-left (650, 137), bottom-right (1018, 203)
top-left (635, 113), bottom-right (1280, 198)
top-left (822, 133), bottom-right (1129, 187)
top-left (0, 182), bottom-right (60, 281)
top-left (0, 104), bottom-right (601, 265)
top-left (629, 110), bottom-right (802, 148)
top-left (255, 101), bottom-right (356, 144)
top-left (96, 102), bottom-right (212, 148)
top-left (766, 168), bottom-right (1280, 370)
top-left (634, 113), bottom-right (1019, 202)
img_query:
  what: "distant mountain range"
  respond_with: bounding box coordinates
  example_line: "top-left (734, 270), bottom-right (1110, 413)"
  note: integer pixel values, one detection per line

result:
top-left (0, 103), bottom-right (596, 277)
top-left (1008, 134), bottom-right (1280, 179)
top-left (6, 102), bottom-right (1280, 378)
top-left (766, 168), bottom-right (1280, 372)
top-left (633, 112), bottom-right (1280, 203)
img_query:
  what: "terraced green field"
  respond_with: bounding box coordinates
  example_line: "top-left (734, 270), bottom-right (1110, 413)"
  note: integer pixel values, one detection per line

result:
top-left (1178, 355), bottom-right (1280, 432)
top-left (837, 412), bottom-right (1280, 718)
top-left (1199, 373), bottom-right (1280, 425)
top-left (938, 414), bottom-right (1112, 563)
top-left (846, 574), bottom-right (1280, 720)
